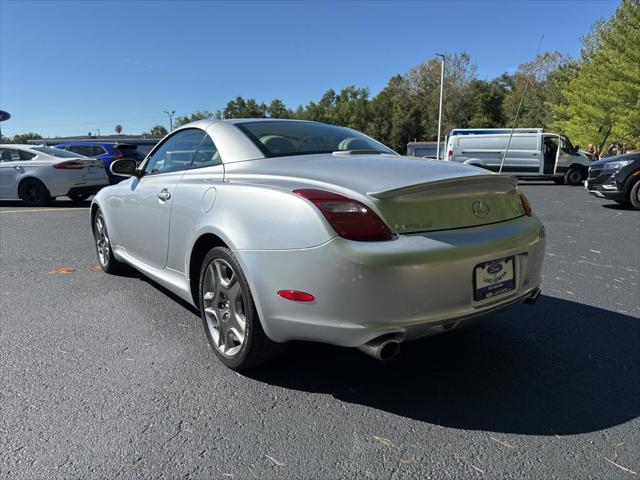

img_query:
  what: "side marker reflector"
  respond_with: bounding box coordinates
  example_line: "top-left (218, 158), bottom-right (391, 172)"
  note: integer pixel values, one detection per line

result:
top-left (277, 290), bottom-right (315, 302)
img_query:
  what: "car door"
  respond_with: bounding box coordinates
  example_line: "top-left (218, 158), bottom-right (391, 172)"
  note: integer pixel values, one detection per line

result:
top-left (115, 128), bottom-right (206, 269)
top-left (0, 148), bottom-right (26, 198)
top-left (165, 133), bottom-right (225, 272)
top-left (541, 135), bottom-right (560, 175)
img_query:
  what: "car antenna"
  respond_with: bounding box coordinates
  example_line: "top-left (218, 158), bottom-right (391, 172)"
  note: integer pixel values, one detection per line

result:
top-left (499, 35), bottom-right (544, 175)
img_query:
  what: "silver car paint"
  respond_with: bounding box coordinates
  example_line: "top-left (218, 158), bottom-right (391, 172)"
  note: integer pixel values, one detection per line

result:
top-left (0, 144), bottom-right (107, 199)
top-left (92, 119), bottom-right (545, 346)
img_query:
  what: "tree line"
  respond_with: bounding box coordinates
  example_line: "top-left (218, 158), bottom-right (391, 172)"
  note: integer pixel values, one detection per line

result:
top-left (4, 1), bottom-right (637, 153)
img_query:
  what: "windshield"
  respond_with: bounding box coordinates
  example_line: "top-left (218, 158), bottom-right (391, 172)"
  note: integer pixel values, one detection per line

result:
top-left (31, 146), bottom-right (88, 158)
top-left (236, 120), bottom-right (395, 158)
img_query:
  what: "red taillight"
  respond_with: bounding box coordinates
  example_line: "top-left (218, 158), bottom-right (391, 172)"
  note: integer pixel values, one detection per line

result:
top-left (519, 192), bottom-right (533, 216)
top-left (447, 150), bottom-right (453, 160)
top-left (52, 160), bottom-right (85, 169)
top-left (277, 290), bottom-right (315, 302)
top-left (293, 189), bottom-right (393, 241)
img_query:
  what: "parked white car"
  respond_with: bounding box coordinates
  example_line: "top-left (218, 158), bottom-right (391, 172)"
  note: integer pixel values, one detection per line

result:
top-left (0, 144), bottom-right (108, 205)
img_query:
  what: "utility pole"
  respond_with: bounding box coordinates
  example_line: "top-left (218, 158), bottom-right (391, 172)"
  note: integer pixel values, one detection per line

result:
top-left (96, 128), bottom-right (101, 136)
top-left (164, 110), bottom-right (175, 131)
top-left (435, 53), bottom-right (445, 161)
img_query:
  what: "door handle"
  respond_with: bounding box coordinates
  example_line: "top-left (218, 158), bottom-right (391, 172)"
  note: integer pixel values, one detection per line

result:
top-left (157, 189), bottom-right (171, 201)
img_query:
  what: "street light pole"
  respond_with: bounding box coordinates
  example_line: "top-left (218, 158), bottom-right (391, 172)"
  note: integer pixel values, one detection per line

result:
top-left (164, 110), bottom-right (175, 131)
top-left (435, 53), bottom-right (445, 160)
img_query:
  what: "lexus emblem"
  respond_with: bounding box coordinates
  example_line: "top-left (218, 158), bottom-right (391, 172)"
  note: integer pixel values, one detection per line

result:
top-left (472, 200), bottom-right (490, 218)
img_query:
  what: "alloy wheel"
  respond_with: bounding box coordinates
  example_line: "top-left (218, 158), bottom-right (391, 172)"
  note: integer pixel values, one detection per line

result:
top-left (94, 214), bottom-right (110, 267)
top-left (202, 258), bottom-right (247, 357)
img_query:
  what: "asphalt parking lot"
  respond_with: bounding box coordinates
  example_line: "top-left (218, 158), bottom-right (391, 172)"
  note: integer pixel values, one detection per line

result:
top-left (1, 183), bottom-right (638, 479)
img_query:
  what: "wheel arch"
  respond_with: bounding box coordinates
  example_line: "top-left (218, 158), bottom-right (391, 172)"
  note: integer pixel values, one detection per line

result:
top-left (623, 171), bottom-right (640, 201)
top-left (188, 232), bottom-right (229, 306)
top-left (568, 163), bottom-right (589, 176)
top-left (17, 176), bottom-right (50, 198)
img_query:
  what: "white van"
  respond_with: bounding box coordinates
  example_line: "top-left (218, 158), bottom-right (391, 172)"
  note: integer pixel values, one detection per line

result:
top-left (444, 128), bottom-right (593, 185)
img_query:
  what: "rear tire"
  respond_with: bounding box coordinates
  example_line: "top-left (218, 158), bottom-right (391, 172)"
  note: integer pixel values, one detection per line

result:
top-left (198, 246), bottom-right (285, 370)
top-left (564, 167), bottom-right (584, 186)
top-left (18, 179), bottom-right (51, 206)
top-left (92, 209), bottom-right (125, 274)
top-left (630, 181), bottom-right (640, 210)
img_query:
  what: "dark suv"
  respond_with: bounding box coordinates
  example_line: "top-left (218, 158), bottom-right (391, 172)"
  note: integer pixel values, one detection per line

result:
top-left (586, 151), bottom-right (640, 209)
top-left (54, 142), bottom-right (146, 184)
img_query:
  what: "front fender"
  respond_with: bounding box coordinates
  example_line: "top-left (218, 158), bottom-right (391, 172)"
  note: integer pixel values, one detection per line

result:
top-left (90, 184), bottom-right (122, 247)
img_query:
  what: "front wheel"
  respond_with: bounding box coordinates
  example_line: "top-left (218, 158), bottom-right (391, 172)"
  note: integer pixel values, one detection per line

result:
top-left (564, 167), bottom-right (585, 186)
top-left (199, 247), bottom-right (285, 370)
top-left (19, 179), bottom-right (51, 206)
top-left (93, 209), bottom-right (125, 273)
top-left (630, 181), bottom-right (640, 210)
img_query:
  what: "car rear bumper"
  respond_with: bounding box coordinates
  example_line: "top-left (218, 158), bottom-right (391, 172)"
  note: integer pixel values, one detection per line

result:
top-left (236, 215), bottom-right (546, 347)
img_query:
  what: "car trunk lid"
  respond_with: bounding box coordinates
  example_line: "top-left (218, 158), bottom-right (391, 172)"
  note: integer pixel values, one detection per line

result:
top-left (226, 153), bottom-right (525, 234)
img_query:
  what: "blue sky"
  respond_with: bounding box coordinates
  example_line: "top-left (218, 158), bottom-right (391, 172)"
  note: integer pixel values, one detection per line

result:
top-left (0, 0), bottom-right (618, 137)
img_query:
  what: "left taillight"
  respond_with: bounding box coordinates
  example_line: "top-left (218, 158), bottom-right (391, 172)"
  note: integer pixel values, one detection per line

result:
top-left (519, 192), bottom-right (533, 217)
top-left (52, 160), bottom-right (85, 169)
top-left (293, 188), bottom-right (393, 241)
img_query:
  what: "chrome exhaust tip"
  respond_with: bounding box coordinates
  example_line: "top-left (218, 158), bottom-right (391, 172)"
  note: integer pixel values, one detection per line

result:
top-left (524, 288), bottom-right (541, 305)
top-left (357, 336), bottom-right (401, 361)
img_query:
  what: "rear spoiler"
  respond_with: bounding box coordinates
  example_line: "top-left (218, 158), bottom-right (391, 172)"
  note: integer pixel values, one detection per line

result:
top-left (367, 174), bottom-right (517, 199)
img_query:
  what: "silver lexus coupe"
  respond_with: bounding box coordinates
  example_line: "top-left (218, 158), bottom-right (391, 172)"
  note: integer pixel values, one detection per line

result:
top-left (91, 119), bottom-right (545, 370)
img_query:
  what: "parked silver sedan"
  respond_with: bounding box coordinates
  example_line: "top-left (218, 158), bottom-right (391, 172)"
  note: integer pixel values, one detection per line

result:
top-left (91, 119), bottom-right (545, 370)
top-left (0, 144), bottom-right (108, 205)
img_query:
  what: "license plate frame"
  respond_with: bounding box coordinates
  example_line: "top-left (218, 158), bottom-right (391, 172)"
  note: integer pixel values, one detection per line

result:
top-left (473, 256), bottom-right (516, 301)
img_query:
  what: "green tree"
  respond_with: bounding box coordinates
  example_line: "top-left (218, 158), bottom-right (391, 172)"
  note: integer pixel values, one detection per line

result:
top-left (114, 124), bottom-right (123, 135)
top-left (266, 98), bottom-right (293, 118)
top-left (174, 111), bottom-right (214, 127)
top-left (219, 97), bottom-right (267, 119)
top-left (502, 52), bottom-right (571, 129)
top-left (9, 132), bottom-right (43, 144)
top-left (406, 52), bottom-right (477, 140)
top-left (550, 0), bottom-right (640, 148)
top-left (148, 124), bottom-right (168, 137)
top-left (367, 75), bottom-right (422, 152)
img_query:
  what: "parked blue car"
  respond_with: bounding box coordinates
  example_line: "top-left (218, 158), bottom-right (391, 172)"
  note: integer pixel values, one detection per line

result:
top-left (53, 142), bottom-right (146, 184)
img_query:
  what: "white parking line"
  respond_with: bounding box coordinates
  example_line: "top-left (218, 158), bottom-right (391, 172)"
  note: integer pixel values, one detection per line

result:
top-left (0, 207), bottom-right (90, 214)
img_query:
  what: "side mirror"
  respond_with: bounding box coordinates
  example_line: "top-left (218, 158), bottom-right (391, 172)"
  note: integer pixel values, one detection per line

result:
top-left (110, 158), bottom-right (138, 177)
top-left (574, 145), bottom-right (580, 152)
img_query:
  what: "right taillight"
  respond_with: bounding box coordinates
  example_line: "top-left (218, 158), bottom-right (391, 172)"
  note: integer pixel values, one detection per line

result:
top-left (293, 189), bottom-right (393, 242)
top-left (52, 160), bottom-right (85, 169)
top-left (519, 192), bottom-right (533, 216)
top-left (447, 150), bottom-right (453, 160)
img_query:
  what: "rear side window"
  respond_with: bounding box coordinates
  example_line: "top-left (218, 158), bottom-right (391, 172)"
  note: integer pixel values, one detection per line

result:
top-left (457, 135), bottom-right (537, 150)
top-left (189, 135), bottom-right (222, 169)
top-left (458, 136), bottom-right (508, 149)
top-left (19, 150), bottom-right (35, 160)
top-left (90, 145), bottom-right (107, 156)
top-left (115, 145), bottom-right (145, 162)
top-left (509, 136), bottom-right (538, 150)
top-left (0, 148), bottom-right (21, 162)
top-left (69, 145), bottom-right (93, 156)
